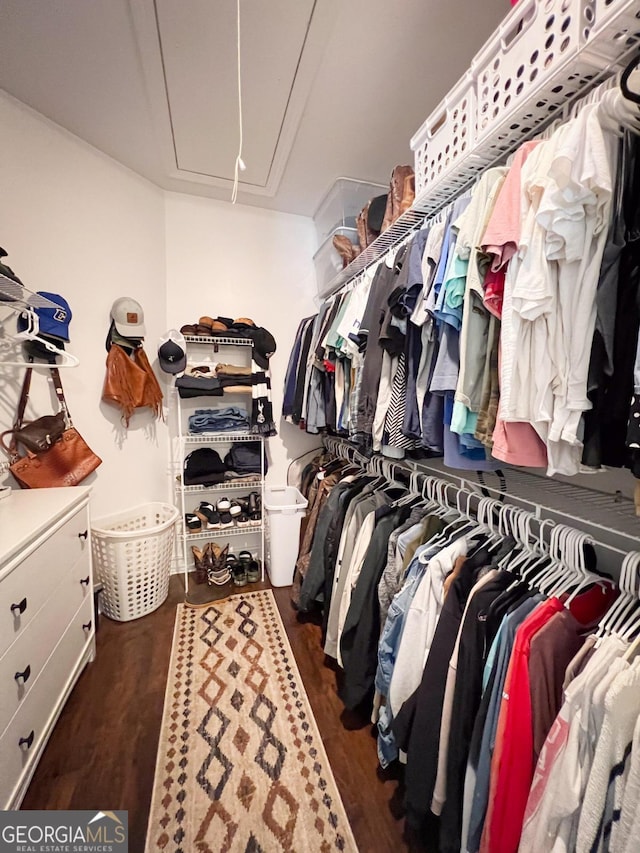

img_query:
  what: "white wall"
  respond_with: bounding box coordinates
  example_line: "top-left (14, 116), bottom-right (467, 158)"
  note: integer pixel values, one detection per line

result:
top-left (0, 92), bottom-right (169, 518)
top-left (164, 192), bottom-right (320, 485)
top-left (0, 93), bottom-right (320, 523)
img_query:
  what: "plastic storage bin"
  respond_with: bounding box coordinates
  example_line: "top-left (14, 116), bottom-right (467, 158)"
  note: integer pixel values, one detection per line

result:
top-left (585, 0), bottom-right (640, 65)
top-left (264, 486), bottom-right (308, 587)
top-left (473, 0), bottom-right (602, 150)
top-left (91, 502), bottom-right (179, 622)
top-left (313, 177), bottom-right (386, 244)
top-left (411, 72), bottom-right (476, 199)
top-left (313, 226), bottom-right (360, 290)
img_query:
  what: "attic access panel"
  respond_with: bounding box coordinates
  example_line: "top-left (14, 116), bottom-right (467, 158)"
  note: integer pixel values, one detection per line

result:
top-left (155, 0), bottom-right (316, 189)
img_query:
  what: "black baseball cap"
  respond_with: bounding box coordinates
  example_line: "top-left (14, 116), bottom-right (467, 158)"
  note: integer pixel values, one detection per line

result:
top-left (158, 330), bottom-right (187, 374)
top-left (249, 327), bottom-right (276, 370)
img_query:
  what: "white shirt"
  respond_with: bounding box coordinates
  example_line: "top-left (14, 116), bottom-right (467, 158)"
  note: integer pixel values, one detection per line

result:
top-left (519, 635), bottom-right (628, 853)
top-left (335, 508), bottom-right (378, 666)
top-left (388, 535), bottom-right (469, 718)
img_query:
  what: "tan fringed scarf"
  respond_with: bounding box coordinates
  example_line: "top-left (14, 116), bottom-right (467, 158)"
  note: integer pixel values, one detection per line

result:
top-left (102, 344), bottom-right (163, 426)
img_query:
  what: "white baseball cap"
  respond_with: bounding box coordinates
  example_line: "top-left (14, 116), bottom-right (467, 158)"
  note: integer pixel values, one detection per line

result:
top-left (111, 297), bottom-right (146, 338)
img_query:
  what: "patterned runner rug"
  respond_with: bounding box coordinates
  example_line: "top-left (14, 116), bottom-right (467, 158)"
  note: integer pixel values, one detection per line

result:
top-left (145, 590), bottom-right (358, 852)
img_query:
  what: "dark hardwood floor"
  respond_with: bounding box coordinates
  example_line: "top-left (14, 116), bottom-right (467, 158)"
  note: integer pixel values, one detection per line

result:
top-left (22, 575), bottom-right (421, 852)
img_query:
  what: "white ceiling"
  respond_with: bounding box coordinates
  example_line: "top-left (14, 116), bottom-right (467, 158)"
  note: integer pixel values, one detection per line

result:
top-left (0, 0), bottom-right (509, 216)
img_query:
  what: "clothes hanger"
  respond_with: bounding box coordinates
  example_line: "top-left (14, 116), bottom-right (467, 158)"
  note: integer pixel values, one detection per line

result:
top-left (1, 309), bottom-right (79, 368)
top-left (521, 519), bottom-right (558, 591)
top-left (595, 551), bottom-right (639, 639)
top-left (510, 515), bottom-right (551, 589)
top-left (620, 53), bottom-right (640, 105)
top-left (606, 551), bottom-right (640, 639)
top-left (549, 527), bottom-right (587, 599)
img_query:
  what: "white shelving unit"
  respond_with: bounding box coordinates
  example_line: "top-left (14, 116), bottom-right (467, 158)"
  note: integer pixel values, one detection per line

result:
top-left (170, 335), bottom-right (265, 592)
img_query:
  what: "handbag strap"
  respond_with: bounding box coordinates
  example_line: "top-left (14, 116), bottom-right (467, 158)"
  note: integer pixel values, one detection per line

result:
top-left (14, 368), bottom-right (34, 430)
top-left (0, 369), bottom-right (34, 458)
top-left (50, 367), bottom-right (74, 427)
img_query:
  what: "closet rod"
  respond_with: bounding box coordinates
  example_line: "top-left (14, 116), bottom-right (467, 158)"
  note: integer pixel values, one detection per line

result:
top-left (322, 437), bottom-right (639, 577)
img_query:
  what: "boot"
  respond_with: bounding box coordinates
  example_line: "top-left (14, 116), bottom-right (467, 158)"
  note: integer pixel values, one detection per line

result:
top-left (380, 179), bottom-right (395, 233)
top-left (207, 543), bottom-right (231, 586)
top-left (333, 234), bottom-right (359, 268)
top-left (389, 165), bottom-right (415, 223)
top-left (356, 204), bottom-right (369, 253)
top-left (191, 545), bottom-right (209, 585)
top-left (398, 173), bottom-right (415, 217)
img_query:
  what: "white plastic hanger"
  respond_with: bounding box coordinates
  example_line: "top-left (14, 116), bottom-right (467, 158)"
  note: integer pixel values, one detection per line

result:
top-left (0, 309), bottom-right (79, 368)
top-left (595, 551), bottom-right (640, 639)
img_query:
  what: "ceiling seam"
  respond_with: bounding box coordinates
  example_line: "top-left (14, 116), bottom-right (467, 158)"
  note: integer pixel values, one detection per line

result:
top-left (153, 0), bottom-right (180, 171)
top-left (264, 0), bottom-right (318, 187)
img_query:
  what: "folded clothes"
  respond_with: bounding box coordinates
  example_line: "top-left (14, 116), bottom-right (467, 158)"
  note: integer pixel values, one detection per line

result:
top-left (223, 472), bottom-right (261, 483)
top-left (219, 375), bottom-right (253, 387)
top-left (176, 375), bottom-right (223, 398)
top-left (215, 363), bottom-right (252, 377)
top-left (222, 385), bottom-right (252, 394)
top-left (188, 406), bottom-right (250, 433)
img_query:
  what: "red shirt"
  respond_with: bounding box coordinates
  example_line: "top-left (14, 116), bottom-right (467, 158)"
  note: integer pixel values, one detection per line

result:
top-left (481, 584), bottom-right (618, 853)
top-left (480, 598), bottom-right (562, 853)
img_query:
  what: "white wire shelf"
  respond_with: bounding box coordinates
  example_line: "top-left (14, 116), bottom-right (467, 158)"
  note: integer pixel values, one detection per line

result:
top-left (0, 274), bottom-right (64, 309)
top-left (183, 335), bottom-right (253, 347)
top-left (177, 481), bottom-right (263, 494)
top-left (181, 524), bottom-right (263, 541)
top-left (182, 433), bottom-right (256, 444)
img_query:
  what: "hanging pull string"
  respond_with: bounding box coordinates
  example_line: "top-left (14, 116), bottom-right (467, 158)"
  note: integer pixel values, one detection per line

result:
top-left (231, 0), bottom-right (246, 204)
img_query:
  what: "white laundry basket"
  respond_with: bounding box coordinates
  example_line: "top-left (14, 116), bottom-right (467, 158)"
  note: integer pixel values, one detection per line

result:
top-left (91, 502), bottom-right (179, 622)
top-left (264, 486), bottom-right (308, 587)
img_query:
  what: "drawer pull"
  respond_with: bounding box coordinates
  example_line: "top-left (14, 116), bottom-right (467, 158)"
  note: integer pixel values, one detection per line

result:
top-left (19, 730), bottom-right (34, 750)
top-left (10, 598), bottom-right (27, 616)
top-left (80, 576), bottom-right (90, 586)
top-left (14, 665), bottom-right (31, 684)
top-left (82, 621), bottom-right (92, 632)
top-left (78, 530), bottom-right (88, 540)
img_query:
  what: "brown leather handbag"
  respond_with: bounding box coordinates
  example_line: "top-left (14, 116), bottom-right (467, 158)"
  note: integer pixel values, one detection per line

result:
top-left (0, 371), bottom-right (66, 456)
top-left (6, 368), bottom-right (102, 489)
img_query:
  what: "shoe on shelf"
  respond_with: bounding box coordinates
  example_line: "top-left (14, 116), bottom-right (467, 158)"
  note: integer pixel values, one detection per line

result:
top-left (247, 491), bottom-right (262, 526)
top-left (235, 498), bottom-right (252, 528)
top-left (185, 513), bottom-right (202, 532)
top-left (239, 551), bottom-right (260, 584)
top-left (228, 553), bottom-right (247, 587)
top-left (196, 502), bottom-right (221, 529)
top-left (229, 500), bottom-right (243, 526)
top-left (216, 497), bottom-right (233, 528)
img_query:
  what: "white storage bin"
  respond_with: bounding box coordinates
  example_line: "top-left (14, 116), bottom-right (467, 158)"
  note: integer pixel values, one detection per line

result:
top-left (473, 0), bottom-right (603, 149)
top-left (91, 502), bottom-right (179, 622)
top-left (411, 72), bottom-right (476, 200)
top-left (313, 226), bottom-right (360, 290)
top-left (313, 178), bottom-right (386, 244)
top-left (586, 0), bottom-right (640, 65)
top-left (264, 486), bottom-right (308, 587)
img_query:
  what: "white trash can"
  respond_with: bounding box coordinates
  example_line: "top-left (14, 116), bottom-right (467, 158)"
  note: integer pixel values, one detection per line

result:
top-left (263, 486), bottom-right (308, 587)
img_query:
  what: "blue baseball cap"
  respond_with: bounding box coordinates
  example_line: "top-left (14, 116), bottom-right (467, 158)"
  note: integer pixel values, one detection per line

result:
top-left (18, 291), bottom-right (72, 342)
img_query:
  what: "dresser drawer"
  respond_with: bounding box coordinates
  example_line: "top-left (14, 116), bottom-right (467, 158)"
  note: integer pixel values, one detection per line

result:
top-left (0, 505), bottom-right (90, 657)
top-left (0, 551), bottom-right (92, 738)
top-left (0, 595), bottom-right (94, 809)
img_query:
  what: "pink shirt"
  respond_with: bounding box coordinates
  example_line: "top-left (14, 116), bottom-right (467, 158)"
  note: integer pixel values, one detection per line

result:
top-left (481, 140), bottom-right (542, 271)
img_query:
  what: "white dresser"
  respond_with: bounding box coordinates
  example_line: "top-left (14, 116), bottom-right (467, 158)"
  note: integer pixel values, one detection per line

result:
top-left (0, 486), bottom-right (95, 808)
